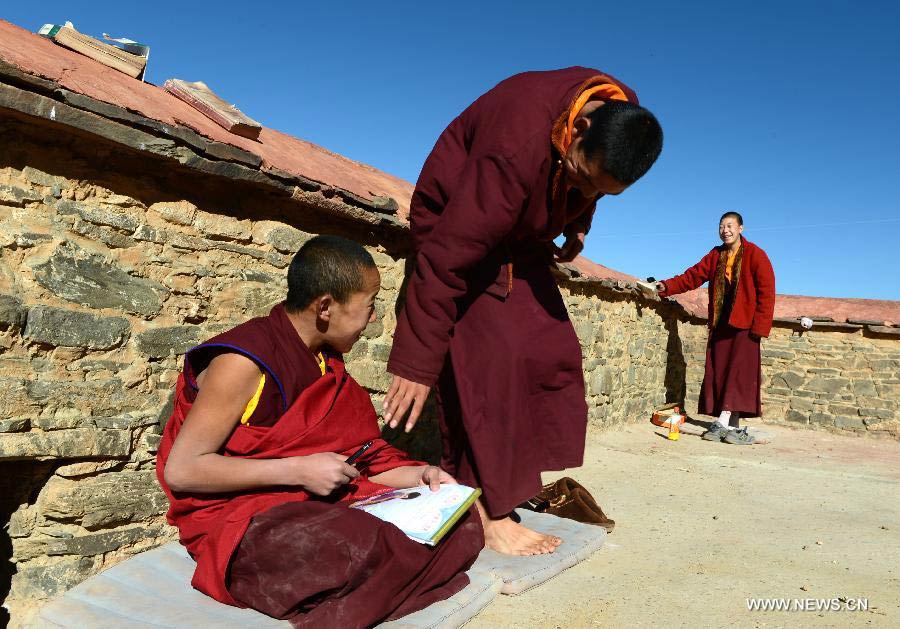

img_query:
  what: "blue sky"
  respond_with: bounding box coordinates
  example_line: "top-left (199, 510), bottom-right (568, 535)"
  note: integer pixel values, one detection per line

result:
top-left (5, 1), bottom-right (899, 299)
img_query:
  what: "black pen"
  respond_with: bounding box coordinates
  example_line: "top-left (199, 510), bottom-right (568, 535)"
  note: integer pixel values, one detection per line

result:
top-left (345, 440), bottom-right (374, 466)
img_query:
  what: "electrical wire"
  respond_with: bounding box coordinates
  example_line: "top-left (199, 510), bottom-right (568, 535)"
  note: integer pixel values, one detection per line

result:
top-left (591, 217), bottom-right (900, 239)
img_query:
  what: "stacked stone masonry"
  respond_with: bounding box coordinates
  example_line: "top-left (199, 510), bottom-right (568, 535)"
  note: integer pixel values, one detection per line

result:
top-left (1, 113), bottom-right (897, 626)
top-left (677, 322), bottom-right (900, 434)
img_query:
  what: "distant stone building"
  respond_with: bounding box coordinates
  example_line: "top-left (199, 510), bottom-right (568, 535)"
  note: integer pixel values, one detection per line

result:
top-left (1, 18), bottom-right (898, 626)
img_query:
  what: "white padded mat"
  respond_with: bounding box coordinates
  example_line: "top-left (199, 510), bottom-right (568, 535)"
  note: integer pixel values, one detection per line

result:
top-left (35, 510), bottom-right (606, 627)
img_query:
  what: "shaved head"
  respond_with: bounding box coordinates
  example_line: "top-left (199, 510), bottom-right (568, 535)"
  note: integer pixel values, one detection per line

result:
top-left (285, 235), bottom-right (376, 311)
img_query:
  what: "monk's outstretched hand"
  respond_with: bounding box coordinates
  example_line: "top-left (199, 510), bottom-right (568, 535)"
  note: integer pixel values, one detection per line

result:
top-left (286, 452), bottom-right (359, 496)
top-left (554, 229), bottom-right (586, 263)
top-left (383, 375), bottom-right (431, 433)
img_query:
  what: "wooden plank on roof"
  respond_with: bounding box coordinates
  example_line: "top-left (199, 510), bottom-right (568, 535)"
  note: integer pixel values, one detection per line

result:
top-left (164, 79), bottom-right (261, 140)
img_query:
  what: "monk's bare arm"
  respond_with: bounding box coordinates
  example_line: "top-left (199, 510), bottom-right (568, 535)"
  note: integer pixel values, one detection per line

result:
top-left (164, 353), bottom-right (358, 495)
top-left (369, 465), bottom-right (456, 492)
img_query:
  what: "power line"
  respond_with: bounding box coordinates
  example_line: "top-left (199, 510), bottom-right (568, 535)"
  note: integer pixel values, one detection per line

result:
top-left (591, 217), bottom-right (900, 239)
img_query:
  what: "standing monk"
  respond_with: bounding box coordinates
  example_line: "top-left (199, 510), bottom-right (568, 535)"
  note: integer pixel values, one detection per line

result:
top-left (383, 67), bottom-right (663, 554)
top-left (655, 212), bottom-right (776, 445)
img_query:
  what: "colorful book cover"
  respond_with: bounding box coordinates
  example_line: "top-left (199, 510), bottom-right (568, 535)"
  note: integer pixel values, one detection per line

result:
top-left (350, 484), bottom-right (481, 546)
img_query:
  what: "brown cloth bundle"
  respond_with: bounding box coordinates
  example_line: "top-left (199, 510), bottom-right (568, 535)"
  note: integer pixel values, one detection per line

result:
top-left (520, 477), bottom-right (615, 532)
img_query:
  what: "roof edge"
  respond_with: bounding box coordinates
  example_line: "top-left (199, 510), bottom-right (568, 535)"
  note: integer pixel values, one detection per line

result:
top-left (0, 60), bottom-right (405, 234)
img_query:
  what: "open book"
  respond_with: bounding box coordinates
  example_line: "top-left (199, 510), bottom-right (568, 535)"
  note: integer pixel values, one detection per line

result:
top-left (350, 484), bottom-right (481, 546)
top-left (636, 280), bottom-right (659, 296)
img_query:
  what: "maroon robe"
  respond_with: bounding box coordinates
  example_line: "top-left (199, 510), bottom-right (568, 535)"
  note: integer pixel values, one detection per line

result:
top-left (388, 67), bottom-right (639, 516)
top-left (700, 325), bottom-right (762, 418)
top-left (157, 305), bottom-right (484, 626)
top-left (699, 277), bottom-right (762, 418)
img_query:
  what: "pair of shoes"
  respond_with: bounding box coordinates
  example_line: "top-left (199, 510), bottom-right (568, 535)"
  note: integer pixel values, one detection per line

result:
top-left (701, 422), bottom-right (730, 441)
top-left (723, 427), bottom-right (756, 445)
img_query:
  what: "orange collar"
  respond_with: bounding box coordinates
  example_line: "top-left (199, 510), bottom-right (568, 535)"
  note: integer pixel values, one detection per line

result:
top-left (553, 78), bottom-right (629, 157)
top-left (562, 83), bottom-right (628, 151)
top-left (545, 76), bottom-right (631, 241)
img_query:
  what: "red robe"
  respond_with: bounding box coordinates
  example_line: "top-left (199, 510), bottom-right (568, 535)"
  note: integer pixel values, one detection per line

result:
top-left (659, 238), bottom-right (776, 337)
top-left (157, 306), bottom-right (483, 625)
top-left (660, 238), bottom-right (775, 418)
top-left (388, 67), bottom-right (639, 516)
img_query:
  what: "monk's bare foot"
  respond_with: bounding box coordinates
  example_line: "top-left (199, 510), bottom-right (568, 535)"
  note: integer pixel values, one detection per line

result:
top-left (484, 517), bottom-right (562, 555)
top-left (476, 501), bottom-right (561, 556)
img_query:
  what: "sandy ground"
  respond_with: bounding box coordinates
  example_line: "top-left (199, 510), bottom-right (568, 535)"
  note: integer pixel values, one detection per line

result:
top-left (470, 421), bottom-right (900, 628)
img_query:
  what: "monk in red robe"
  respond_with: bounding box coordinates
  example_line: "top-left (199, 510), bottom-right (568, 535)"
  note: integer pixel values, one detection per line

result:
top-left (157, 236), bottom-right (484, 627)
top-left (382, 67), bottom-right (664, 554)
top-left (656, 212), bottom-right (776, 445)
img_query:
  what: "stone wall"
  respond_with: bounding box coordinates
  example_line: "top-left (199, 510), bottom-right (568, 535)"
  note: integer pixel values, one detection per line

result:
top-left (0, 116), bottom-right (409, 625)
top-left (676, 320), bottom-right (900, 435)
top-left (1, 111), bottom-right (898, 625)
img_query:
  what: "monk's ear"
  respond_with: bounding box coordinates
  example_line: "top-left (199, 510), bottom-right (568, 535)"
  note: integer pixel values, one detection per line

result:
top-left (571, 115), bottom-right (591, 139)
top-left (316, 295), bottom-right (334, 322)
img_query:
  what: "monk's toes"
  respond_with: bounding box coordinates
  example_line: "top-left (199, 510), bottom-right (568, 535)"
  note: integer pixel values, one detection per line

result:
top-left (533, 540), bottom-right (554, 554)
top-left (519, 546), bottom-right (539, 557)
top-left (522, 539), bottom-right (546, 555)
top-left (540, 535), bottom-right (560, 550)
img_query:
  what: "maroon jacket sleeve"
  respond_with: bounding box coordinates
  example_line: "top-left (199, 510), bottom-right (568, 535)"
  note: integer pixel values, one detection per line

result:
top-left (659, 248), bottom-right (718, 297)
top-left (357, 438), bottom-right (427, 476)
top-left (750, 248), bottom-right (776, 338)
top-left (388, 154), bottom-right (529, 386)
top-left (563, 197), bottom-right (599, 237)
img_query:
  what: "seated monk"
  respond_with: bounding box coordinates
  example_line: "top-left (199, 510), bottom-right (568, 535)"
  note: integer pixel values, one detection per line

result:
top-left (157, 235), bottom-right (484, 627)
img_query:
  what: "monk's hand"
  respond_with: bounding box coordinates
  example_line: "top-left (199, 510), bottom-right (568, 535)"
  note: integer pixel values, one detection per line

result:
top-left (418, 466), bottom-right (456, 492)
top-left (288, 452), bottom-right (359, 496)
top-left (554, 229), bottom-right (586, 263)
top-left (383, 375), bottom-right (431, 433)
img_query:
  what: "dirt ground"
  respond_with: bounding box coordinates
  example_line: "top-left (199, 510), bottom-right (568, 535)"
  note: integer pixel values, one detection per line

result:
top-left (470, 421), bottom-right (900, 628)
